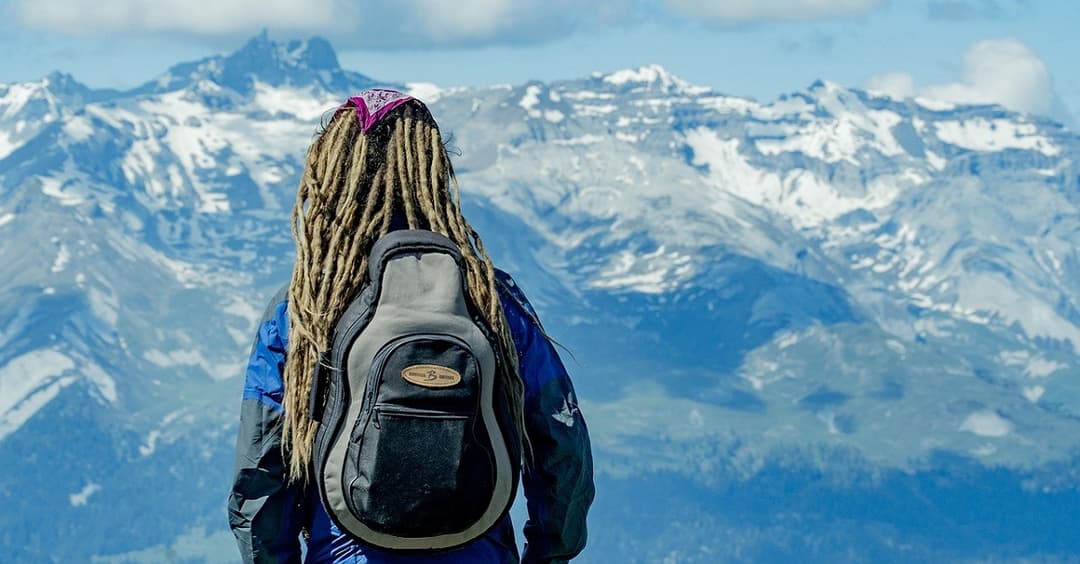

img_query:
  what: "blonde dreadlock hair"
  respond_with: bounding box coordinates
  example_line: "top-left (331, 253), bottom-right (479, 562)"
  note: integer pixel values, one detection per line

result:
top-left (283, 100), bottom-right (523, 482)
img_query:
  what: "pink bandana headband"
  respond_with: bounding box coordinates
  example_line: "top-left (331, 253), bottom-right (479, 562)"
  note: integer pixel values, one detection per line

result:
top-left (342, 89), bottom-right (416, 133)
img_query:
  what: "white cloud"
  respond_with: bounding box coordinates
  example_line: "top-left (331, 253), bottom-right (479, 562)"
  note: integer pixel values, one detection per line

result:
top-left (925, 39), bottom-right (1053, 115)
top-left (866, 38), bottom-right (1057, 117)
top-left (959, 410), bottom-right (1013, 438)
top-left (865, 72), bottom-right (916, 99)
top-left (360, 0), bottom-right (581, 47)
top-left (666, 0), bottom-right (883, 23)
top-left (10, 0), bottom-right (340, 35)
top-left (9, 0), bottom-right (883, 47)
top-left (7, 0), bottom-right (585, 47)
top-left (406, 0), bottom-right (534, 41)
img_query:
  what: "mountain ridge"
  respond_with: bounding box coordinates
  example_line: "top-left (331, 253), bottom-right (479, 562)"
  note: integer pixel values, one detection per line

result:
top-left (126, 32), bottom-right (388, 97)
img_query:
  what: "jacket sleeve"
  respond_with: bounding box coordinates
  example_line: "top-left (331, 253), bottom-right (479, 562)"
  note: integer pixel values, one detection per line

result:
top-left (497, 272), bottom-right (595, 564)
top-left (227, 288), bottom-right (305, 564)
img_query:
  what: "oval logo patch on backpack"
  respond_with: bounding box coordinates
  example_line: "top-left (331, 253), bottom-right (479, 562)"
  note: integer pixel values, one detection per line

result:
top-left (401, 364), bottom-right (462, 388)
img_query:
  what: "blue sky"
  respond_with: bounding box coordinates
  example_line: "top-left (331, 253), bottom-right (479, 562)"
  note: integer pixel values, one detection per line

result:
top-left (0, 0), bottom-right (1076, 124)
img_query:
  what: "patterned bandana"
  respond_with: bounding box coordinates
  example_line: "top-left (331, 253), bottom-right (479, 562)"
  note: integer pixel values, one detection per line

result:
top-left (343, 89), bottom-right (416, 133)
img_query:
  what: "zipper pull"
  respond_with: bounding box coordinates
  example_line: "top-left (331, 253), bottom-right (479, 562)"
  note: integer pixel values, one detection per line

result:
top-left (373, 408), bottom-right (381, 430)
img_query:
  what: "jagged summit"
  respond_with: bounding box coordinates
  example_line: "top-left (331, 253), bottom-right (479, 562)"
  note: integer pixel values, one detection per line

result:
top-left (40, 72), bottom-right (92, 97)
top-left (593, 64), bottom-right (710, 95)
top-left (0, 71), bottom-right (115, 120)
top-left (130, 31), bottom-right (388, 96)
top-left (222, 31), bottom-right (341, 78)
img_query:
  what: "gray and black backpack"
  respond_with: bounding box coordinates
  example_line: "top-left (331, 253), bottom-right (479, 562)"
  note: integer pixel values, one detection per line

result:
top-left (308, 229), bottom-right (521, 551)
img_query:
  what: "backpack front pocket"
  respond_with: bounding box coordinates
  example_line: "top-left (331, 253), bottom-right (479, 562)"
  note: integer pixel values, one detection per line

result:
top-left (347, 405), bottom-right (495, 537)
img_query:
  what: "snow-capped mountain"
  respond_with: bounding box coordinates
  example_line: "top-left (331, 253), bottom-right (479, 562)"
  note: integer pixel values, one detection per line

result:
top-left (2, 35), bottom-right (1080, 562)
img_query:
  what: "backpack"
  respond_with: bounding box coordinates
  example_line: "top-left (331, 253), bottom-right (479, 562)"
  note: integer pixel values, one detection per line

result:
top-left (308, 229), bottom-right (521, 551)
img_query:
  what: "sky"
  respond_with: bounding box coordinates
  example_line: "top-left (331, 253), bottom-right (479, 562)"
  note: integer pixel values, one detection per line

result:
top-left (0, 0), bottom-right (1077, 125)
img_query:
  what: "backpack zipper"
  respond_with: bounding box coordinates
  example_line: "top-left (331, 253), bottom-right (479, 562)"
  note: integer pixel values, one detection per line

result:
top-left (372, 404), bottom-right (471, 429)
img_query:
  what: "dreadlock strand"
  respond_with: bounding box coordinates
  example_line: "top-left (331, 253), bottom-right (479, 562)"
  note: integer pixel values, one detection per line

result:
top-left (379, 149), bottom-right (397, 235)
top-left (392, 122), bottom-right (418, 229)
top-left (416, 123), bottom-right (449, 236)
top-left (317, 134), bottom-right (368, 314)
top-left (340, 167), bottom-right (384, 285)
top-left (405, 117), bottom-right (432, 232)
top-left (429, 129), bottom-right (457, 237)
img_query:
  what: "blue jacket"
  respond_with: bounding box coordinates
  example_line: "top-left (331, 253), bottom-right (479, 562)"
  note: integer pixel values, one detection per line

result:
top-left (228, 271), bottom-right (595, 564)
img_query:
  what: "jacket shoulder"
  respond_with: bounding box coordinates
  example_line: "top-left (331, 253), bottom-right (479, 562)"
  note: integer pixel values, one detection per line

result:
top-left (494, 269), bottom-right (540, 323)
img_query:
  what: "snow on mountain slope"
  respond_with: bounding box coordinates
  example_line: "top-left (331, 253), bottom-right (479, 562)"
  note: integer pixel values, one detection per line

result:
top-left (0, 77), bottom-right (66, 161)
top-left (438, 66), bottom-right (1080, 355)
top-left (3, 35), bottom-right (1080, 562)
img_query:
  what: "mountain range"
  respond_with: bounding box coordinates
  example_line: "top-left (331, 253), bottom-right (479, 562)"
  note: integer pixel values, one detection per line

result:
top-left (2, 33), bottom-right (1080, 562)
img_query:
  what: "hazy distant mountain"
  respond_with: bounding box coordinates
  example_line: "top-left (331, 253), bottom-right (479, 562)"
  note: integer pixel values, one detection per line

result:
top-left (2, 34), bottom-right (1079, 563)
